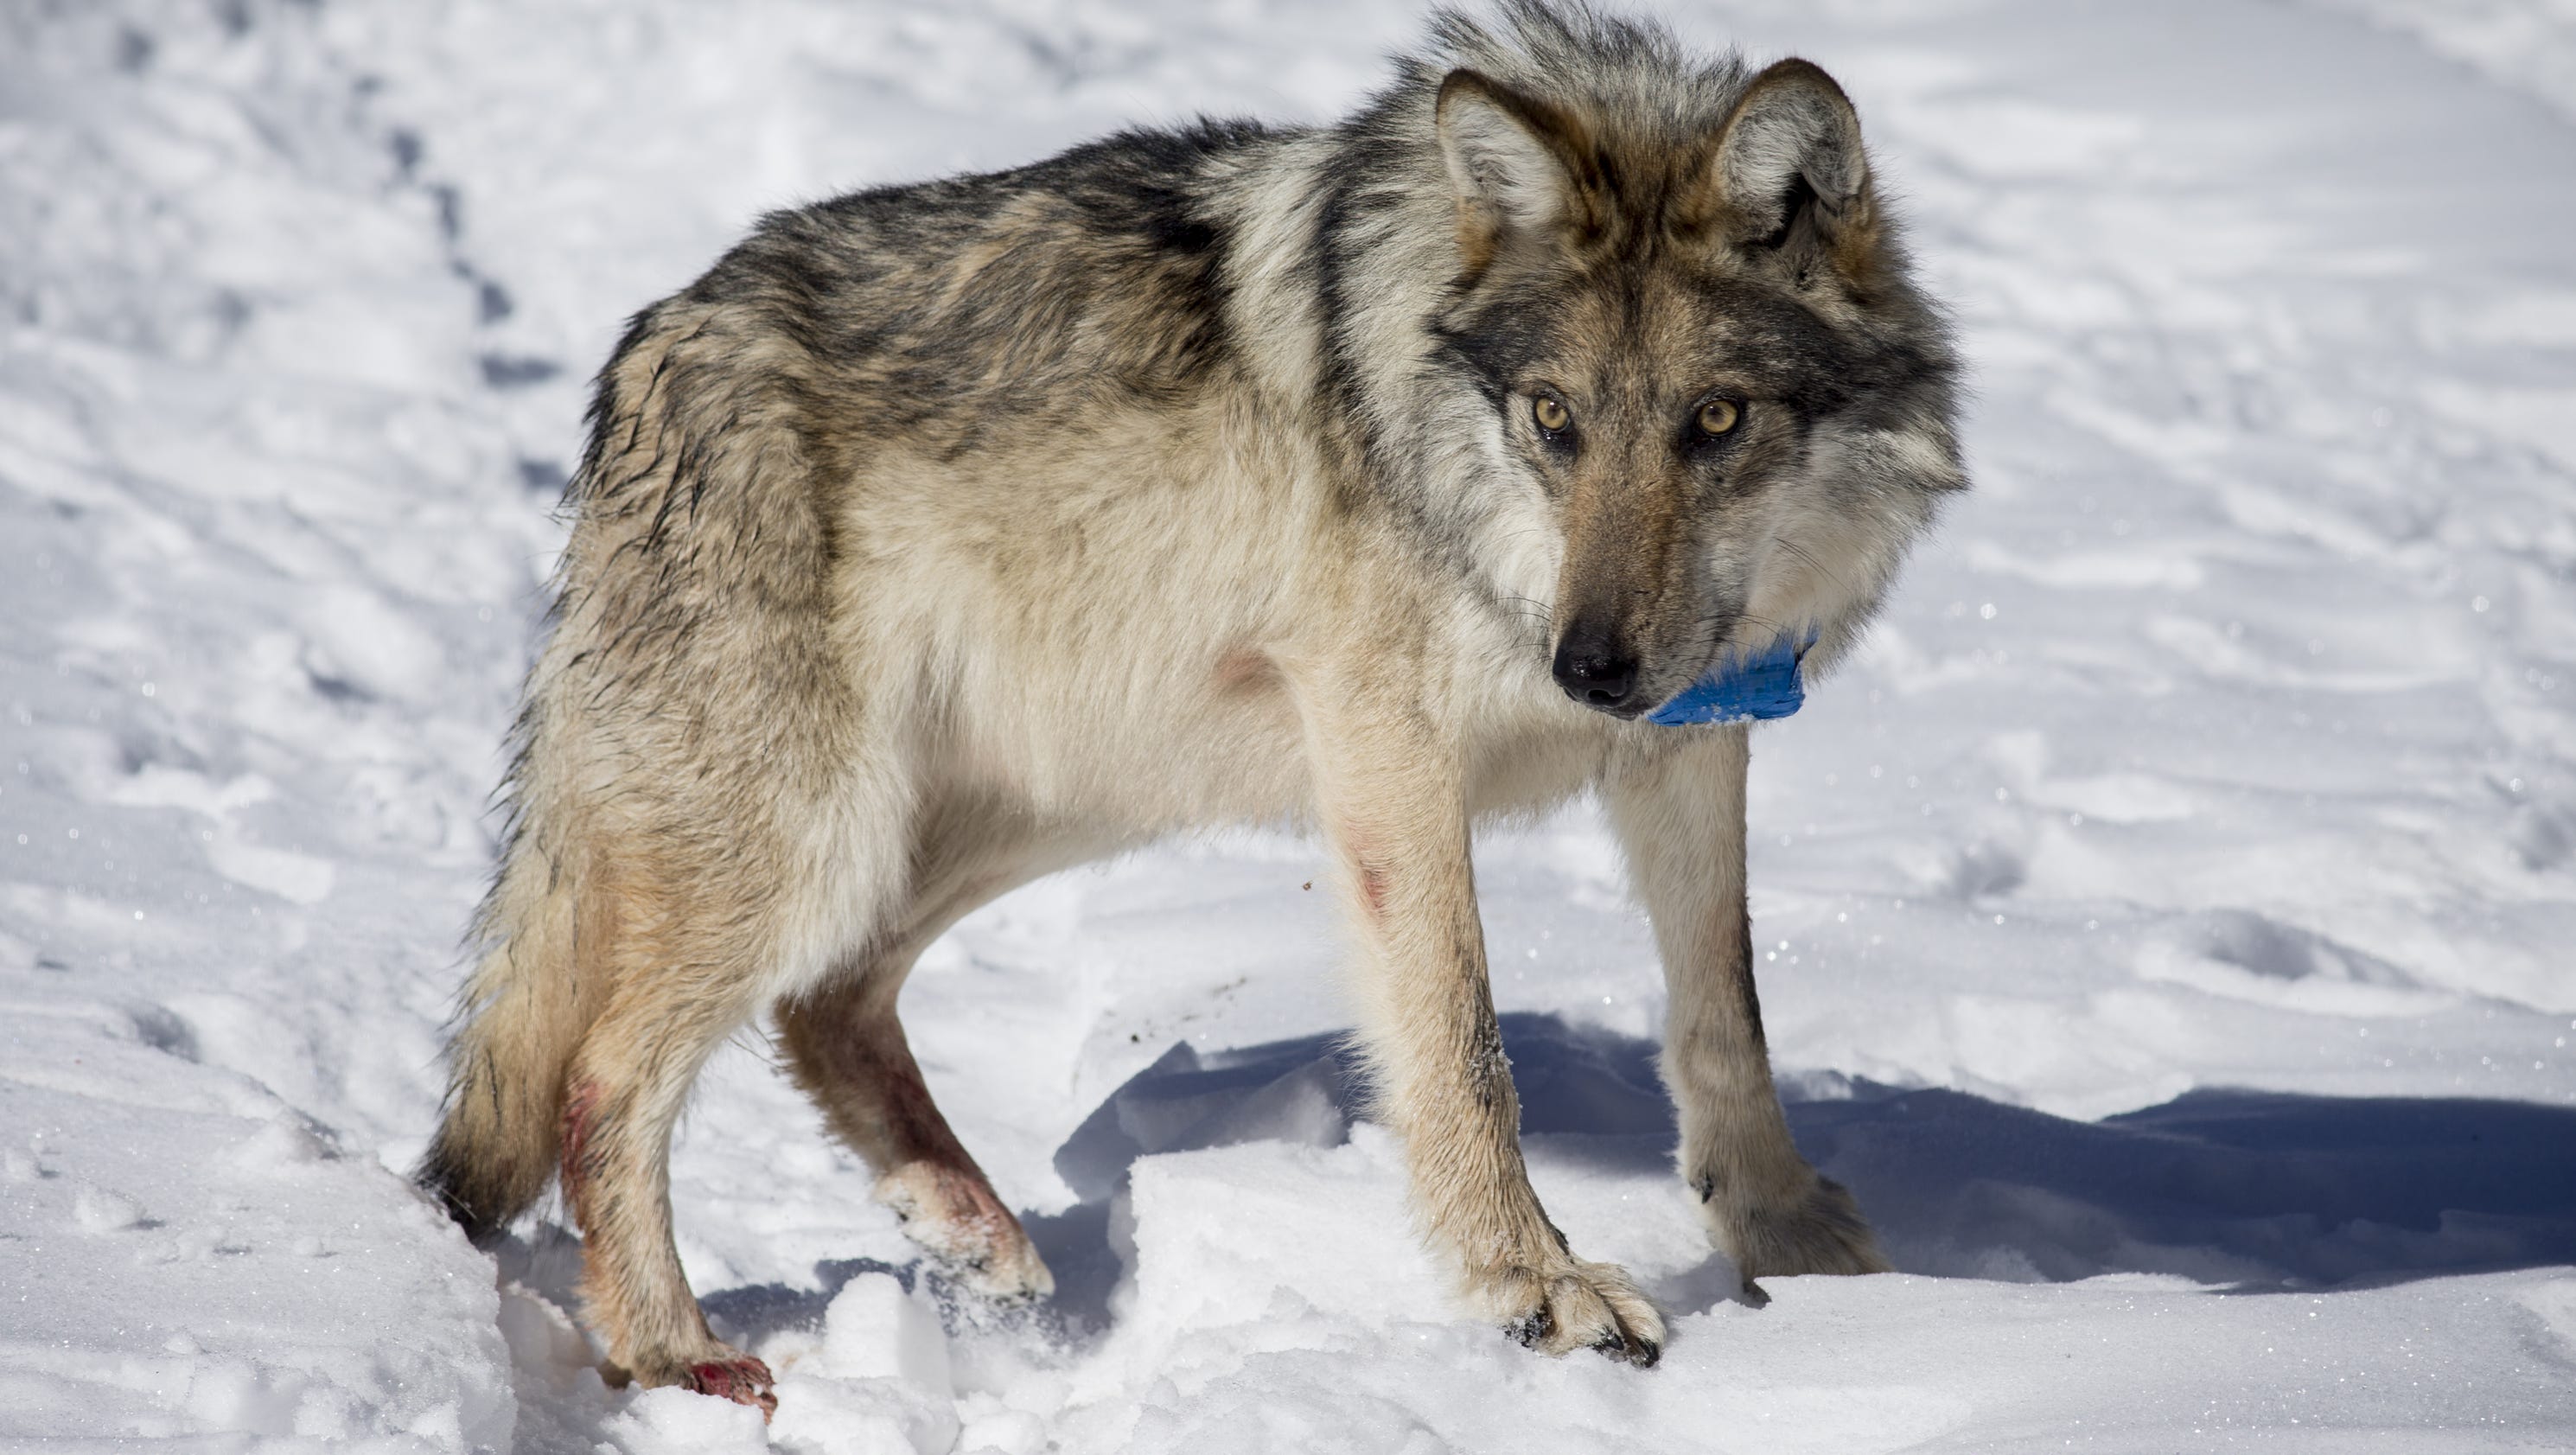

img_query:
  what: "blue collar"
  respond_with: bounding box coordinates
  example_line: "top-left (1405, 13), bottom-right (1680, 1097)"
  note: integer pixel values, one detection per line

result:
top-left (1644, 633), bottom-right (1814, 725)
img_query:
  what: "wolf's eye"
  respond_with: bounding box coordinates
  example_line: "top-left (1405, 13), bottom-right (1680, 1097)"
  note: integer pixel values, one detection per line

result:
top-left (1532, 394), bottom-right (1570, 435)
top-left (1697, 399), bottom-right (1741, 436)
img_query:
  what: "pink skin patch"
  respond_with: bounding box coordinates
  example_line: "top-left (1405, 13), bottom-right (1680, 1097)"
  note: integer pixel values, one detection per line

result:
top-left (1359, 862), bottom-right (1389, 921)
top-left (891, 1160), bottom-right (1023, 1266)
top-left (1343, 828), bottom-right (1389, 922)
top-left (559, 1080), bottom-right (603, 1222)
top-left (685, 1356), bottom-right (778, 1420)
top-left (1213, 646), bottom-right (1276, 695)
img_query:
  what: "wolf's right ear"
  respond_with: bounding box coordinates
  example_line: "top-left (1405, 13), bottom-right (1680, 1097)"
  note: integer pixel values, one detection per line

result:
top-left (1436, 68), bottom-right (1593, 271)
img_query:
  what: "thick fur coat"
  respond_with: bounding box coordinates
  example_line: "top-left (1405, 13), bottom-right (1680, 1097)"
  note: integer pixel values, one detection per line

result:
top-left (422, 1), bottom-right (1963, 1412)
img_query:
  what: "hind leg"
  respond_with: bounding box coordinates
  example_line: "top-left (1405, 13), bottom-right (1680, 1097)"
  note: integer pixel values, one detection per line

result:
top-left (557, 801), bottom-right (910, 1416)
top-left (1604, 729), bottom-right (1888, 1294)
top-left (561, 957), bottom-right (781, 1414)
top-left (778, 806), bottom-right (1074, 1301)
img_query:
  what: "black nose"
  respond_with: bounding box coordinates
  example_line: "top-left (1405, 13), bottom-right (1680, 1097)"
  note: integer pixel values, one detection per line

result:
top-left (1552, 627), bottom-right (1639, 713)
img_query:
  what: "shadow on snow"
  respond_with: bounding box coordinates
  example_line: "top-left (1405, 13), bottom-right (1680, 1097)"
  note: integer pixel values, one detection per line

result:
top-left (692, 1011), bottom-right (2576, 1347)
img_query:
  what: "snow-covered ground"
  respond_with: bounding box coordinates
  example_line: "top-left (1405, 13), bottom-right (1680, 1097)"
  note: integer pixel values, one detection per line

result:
top-left (4, 0), bottom-right (2574, 1449)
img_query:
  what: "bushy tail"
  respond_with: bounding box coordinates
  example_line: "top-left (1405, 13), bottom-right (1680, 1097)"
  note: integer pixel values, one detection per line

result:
top-left (418, 838), bottom-right (599, 1242)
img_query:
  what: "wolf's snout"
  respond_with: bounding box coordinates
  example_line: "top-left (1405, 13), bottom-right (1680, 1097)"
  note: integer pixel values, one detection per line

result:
top-left (1552, 625), bottom-right (1640, 715)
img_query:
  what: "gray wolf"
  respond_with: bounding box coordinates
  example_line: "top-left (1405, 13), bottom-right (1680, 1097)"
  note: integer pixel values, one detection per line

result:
top-left (419, 0), bottom-right (1963, 1414)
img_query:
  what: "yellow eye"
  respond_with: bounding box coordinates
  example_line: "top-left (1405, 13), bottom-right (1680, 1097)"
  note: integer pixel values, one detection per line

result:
top-left (1697, 399), bottom-right (1741, 436)
top-left (1532, 394), bottom-right (1570, 433)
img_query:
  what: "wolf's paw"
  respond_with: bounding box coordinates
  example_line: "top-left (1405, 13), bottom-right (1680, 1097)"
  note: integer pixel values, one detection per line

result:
top-left (1476, 1254), bottom-right (1665, 1367)
top-left (615, 1343), bottom-right (778, 1420)
top-left (875, 1160), bottom-right (1055, 1305)
top-left (1702, 1169), bottom-right (1889, 1287)
top-left (683, 1354), bottom-right (778, 1419)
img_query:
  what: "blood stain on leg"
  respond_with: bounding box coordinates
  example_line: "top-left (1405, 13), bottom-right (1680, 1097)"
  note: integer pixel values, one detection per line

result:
top-left (559, 1078), bottom-right (603, 1221)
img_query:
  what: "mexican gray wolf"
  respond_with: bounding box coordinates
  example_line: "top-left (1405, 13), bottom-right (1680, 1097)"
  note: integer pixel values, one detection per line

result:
top-left (418, 0), bottom-right (1964, 1414)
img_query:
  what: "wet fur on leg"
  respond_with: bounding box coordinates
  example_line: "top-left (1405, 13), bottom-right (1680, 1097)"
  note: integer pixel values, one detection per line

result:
top-left (1709, 1172), bottom-right (1890, 1292)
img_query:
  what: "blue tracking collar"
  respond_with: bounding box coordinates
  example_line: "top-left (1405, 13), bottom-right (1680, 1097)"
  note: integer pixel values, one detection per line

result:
top-left (1644, 633), bottom-right (1814, 725)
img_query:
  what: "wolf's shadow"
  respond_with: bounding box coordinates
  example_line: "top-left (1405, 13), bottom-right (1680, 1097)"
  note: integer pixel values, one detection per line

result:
top-left (692, 1011), bottom-right (2576, 1344)
top-left (1014, 1011), bottom-right (2576, 1333)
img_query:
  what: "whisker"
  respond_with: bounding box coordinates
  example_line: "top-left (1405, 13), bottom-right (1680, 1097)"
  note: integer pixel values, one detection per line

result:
top-left (1769, 533), bottom-right (1854, 597)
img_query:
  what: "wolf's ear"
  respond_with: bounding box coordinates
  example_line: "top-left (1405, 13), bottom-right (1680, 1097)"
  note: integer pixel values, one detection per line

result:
top-left (1694, 59), bottom-right (1873, 274)
top-left (1437, 68), bottom-right (1592, 269)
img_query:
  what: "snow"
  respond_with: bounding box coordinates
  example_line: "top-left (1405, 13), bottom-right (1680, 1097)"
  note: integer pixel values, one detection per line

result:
top-left (3, 0), bottom-right (2573, 1450)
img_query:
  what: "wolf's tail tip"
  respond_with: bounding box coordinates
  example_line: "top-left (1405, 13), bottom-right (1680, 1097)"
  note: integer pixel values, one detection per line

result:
top-left (414, 1143), bottom-right (517, 1247)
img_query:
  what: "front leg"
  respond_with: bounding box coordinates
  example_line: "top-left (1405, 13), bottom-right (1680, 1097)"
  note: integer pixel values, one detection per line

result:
top-left (1304, 678), bottom-right (1662, 1364)
top-left (1604, 727), bottom-right (1889, 1293)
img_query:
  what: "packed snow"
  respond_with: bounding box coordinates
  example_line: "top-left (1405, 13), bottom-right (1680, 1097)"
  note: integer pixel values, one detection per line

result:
top-left (4, 0), bottom-right (2575, 1451)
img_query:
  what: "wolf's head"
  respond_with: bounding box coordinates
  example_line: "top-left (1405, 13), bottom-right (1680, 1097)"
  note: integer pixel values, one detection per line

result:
top-left (1383, 5), bottom-right (1964, 718)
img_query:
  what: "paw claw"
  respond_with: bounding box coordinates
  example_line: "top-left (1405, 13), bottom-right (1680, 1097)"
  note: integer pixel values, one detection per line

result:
top-left (1593, 1324), bottom-right (1661, 1368)
top-left (1505, 1305), bottom-right (1554, 1350)
top-left (1483, 1255), bottom-right (1667, 1365)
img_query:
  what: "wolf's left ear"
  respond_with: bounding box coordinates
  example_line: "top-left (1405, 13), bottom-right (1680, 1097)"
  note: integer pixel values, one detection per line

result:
top-left (1437, 68), bottom-right (1593, 269)
top-left (1693, 59), bottom-right (1874, 277)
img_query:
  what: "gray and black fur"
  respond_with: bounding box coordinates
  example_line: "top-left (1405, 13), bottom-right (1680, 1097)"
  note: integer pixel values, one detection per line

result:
top-left (423, 0), bottom-right (1963, 1413)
